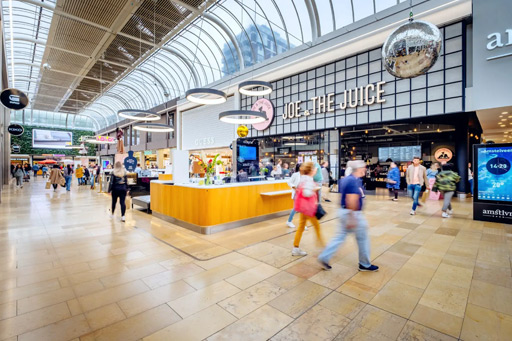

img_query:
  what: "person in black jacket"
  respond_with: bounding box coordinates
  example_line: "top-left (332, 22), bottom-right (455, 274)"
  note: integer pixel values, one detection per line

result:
top-left (109, 161), bottom-right (129, 222)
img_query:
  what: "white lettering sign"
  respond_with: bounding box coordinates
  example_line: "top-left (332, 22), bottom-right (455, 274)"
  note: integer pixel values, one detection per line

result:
top-left (283, 81), bottom-right (386, 120)
top-left (486, 29), bottom-right (512, 50)
top-left (194, 137), bottom-right (215, 146)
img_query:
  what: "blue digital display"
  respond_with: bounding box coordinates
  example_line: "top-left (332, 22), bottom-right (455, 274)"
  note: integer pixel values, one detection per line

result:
top-left (238, 145), bottom-right (257, 161)
top-left (477, 146), bottom-right (512, 202)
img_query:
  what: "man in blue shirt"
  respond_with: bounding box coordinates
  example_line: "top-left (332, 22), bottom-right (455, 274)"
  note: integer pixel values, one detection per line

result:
top-left (32, 164), bottom-right (39, 178)
top-left (318, 160), bottom-right (379, 272)
top-left (134, 163), bottom-right (142, 177)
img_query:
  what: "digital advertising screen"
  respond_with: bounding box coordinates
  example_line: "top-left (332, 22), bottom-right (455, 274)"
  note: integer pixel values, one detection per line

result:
top-left (32, 129), bottom-right (73, 149)
top-left (378, 146), bottom-right (421, 162)
top-left (475, 144), bottom-right (512, 203)
top-left (238, 145), bottom-right (257, 161)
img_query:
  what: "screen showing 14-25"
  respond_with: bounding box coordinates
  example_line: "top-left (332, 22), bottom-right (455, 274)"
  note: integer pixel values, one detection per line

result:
top-left (477, 146), bottom-right (512, 202)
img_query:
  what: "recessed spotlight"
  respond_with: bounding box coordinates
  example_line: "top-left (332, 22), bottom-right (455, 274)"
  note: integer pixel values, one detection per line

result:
top-left (502, 112), bottom-right (508, 115)
top-left (501, 118), bottom-right (507, 121)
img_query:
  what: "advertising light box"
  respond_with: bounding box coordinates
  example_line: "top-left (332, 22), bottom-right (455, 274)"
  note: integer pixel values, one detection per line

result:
top-left (473, 143), bottom-right (512, 224)
top-left (32, 129), bottom-right (73, 149)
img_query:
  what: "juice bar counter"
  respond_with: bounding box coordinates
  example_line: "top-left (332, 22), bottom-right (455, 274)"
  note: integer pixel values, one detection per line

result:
top-left (150, 180), bottom-right (293, 234)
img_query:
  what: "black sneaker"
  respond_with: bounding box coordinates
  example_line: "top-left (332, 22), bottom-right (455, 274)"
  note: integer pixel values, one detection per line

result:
top-left (359, 264), bottom-right (379, 272)
top-left (318, 259), bottom-right (332, 271)
top-left (324, 199), bottom-right (332, 202)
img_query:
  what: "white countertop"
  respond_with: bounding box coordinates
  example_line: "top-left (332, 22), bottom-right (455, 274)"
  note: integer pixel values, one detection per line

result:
top-left (151, 179), bottom-right (289, 188)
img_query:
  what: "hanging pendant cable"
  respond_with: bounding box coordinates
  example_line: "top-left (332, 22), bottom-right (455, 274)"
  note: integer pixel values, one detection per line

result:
top-left (409, 0), bottom-right (414, 21)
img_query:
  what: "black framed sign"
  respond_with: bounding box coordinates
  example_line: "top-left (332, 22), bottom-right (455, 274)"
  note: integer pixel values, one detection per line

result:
top-left (1, 88), bottom-right (29, 110)
top-left (7, 124), bottom-right (24, 136)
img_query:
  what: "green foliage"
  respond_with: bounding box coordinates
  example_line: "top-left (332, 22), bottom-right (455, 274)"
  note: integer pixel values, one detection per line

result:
top-left (10, 125), bottom-right (96, 156)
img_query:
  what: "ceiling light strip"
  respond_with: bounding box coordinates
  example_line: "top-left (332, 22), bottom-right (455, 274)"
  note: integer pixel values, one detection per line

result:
top-left (8, 0), bottom-right (15, 87)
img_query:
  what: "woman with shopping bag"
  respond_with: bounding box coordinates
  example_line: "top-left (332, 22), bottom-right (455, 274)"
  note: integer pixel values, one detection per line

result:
top-left (291, 162), bottom-right (325, 256)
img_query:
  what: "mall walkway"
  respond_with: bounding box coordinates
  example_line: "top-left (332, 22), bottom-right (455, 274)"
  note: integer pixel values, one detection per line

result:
top-left (0, 178), bottom-right (511, 340)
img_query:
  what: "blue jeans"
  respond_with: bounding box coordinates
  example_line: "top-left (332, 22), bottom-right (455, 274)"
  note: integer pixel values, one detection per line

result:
top-left (90, 175), bottom-right (95, 188)
top-left (65, 176), bottom-right (72, 191)
top-left (408, 184), bottom-right (422, 211)
top-left (469, 179), bottom-right (473, 195)
top-left (318, 209), bottom-right (371, 267)
top-left (288, 208), bottom-right (296, 222)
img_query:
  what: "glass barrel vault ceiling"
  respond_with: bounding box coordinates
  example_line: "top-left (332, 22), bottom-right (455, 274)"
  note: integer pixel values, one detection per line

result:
top-left (2, 0), bottom-right (409, 130)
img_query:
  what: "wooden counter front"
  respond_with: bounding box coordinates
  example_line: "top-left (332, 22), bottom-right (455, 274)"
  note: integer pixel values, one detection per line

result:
top-left (150, 181), bottom-right (293, 234)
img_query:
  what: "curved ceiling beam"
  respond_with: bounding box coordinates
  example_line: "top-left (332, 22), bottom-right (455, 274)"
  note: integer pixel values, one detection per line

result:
top-left (131, 68), bottom-right (169, 99)
top-left (112, 83), bottom-right (148, 108)
top-left (203, 13), bottom-right (244, 71)
top-left (165, 41), bottom-right (208, 86)
top-left (139, 59), bottom-right (180, 98)
top-left (304, 0), bottom-right (321, 39)
top-left (123, 76), bottom-right (161, 108)
top-left (82, 109), bottom-right (109, 127)
top-left (152, 54), bottom-right (186, 94)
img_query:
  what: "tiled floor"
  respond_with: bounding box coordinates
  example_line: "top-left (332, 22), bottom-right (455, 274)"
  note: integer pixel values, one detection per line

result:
top-left (1, 179), bottom-right (511, 340)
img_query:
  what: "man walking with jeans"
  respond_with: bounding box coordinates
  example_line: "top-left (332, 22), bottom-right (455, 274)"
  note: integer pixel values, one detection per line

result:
top-left (318, 160), bottom-right (379, 272)
top-left (406, 156), bottom-right (428, 215)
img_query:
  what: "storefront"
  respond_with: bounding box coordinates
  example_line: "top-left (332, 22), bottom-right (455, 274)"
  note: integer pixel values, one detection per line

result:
top-left (240, 21), bottom-right (479, 193)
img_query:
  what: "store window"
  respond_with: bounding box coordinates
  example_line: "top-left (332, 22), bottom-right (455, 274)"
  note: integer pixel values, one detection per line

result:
top-left (131, 127), bottom-right (140, 145)
top-left (124, 128), bottom-right (129, 146)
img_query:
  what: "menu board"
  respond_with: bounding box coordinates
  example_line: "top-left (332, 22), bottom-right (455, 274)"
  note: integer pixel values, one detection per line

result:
top-left (379, 146), bottom-right (421, 162)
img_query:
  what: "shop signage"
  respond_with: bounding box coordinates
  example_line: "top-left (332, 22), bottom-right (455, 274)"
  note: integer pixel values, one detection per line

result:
top-left (278, 147), bottom-right (291, 155)
top-left (124, 151), bottom-right (137, 172)
top-left (251, 99), bottom-right (274, 131)
top-left (7, 124), bottom-right (24, 136)
top-left (283, 81), bottom-right (386, 120)
top-left (95, 135), bottom-right (116, 143)
top-left (195, 137), bottom-right (215, 147)
top-left (434, 148), bottom-right (453, 162)
top-left (486, 28), bottom-right (512, 56)
top-left (0, 88), bottom-right (29, 110)
top-left (11, 144), bottom-right (20, 153)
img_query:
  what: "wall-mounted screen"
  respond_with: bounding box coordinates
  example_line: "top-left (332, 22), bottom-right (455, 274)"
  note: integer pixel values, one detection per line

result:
top-left (378, 146), bottom-right (421, 162)
top-left (475, 145), bottom-right (512, 202)
top-left (238, 145), bottom-right (257, 161)
top-left (32, 129), bottom-right (72, 149)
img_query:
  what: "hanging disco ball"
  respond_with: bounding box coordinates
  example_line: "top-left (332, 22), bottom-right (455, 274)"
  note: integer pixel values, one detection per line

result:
top-left (382, 20), bottom-right (442, 79)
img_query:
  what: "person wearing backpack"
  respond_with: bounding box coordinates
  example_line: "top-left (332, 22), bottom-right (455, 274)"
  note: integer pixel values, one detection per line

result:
top-left (318, 160), bottom-right (379, 272)
top-left (434, 163), bottom-right (460, 218)
top-left (291, 162), bottom-right (324, 256)
top-left (109, 161), bottom-right (129, 222)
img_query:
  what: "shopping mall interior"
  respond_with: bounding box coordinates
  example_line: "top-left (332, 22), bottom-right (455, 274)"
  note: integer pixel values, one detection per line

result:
top-left (0, 0), bottom-right (511, 340)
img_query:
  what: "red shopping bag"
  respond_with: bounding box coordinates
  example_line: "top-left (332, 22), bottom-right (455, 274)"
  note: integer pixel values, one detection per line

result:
top-left (294, 184), bottom-right (318, 217)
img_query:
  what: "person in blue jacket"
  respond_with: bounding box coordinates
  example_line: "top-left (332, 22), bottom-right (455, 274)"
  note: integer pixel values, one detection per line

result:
top-left (386, 162), bottom-right (401, 201)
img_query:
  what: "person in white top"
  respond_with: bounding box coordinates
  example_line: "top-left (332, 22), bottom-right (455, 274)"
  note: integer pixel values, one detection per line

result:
top-left (274, 159), bottom-right (283, 176)
top-left (286, 163), bottom-right (301, 228)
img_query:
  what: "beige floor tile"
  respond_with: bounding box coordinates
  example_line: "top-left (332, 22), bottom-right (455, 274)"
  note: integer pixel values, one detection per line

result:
top-left (468, 279), bottom-right (512, 316)
top-left (99, 263), bottom-right (166, 288)
top-left (142, 263), bottom-right (204, 289)
top-left (219, 280), bottom-right (287, 318)
top-left (337, 279), bottom-right (379, 303)
top-left (0, 301), bottom-right (16, 320)
top-left (0, 279), bottom-right (61, 305)
top-left (372, 251), bottom-right (410, 270)
top-left (17, 287), bottom-right (76, 314)
top-left (118, 280), bottom-right (196, 317)
top-left (85, 303), bottom-right (126, 330)
top-left (0, 302), bottom-right (71, 340)
top-left (473, 262), bottom-right (512, 288)
top-left (318, 291), bottom-right (366, 320)
top-left (419, 278), bottom-right (469, 318)
top-left (266, 271), bottom-right (305, 290)
top-left (398, 320), bottom-right (456, 341)
top-left (369, 280), bottom-right (423, 318)
top-left (394, 261), bottom-right (435, 287)
top-left (182, 263), bottom-right (244, 290)
top-left (144, 304), bottom-right (236, 341)
top-left (410, 304), bottom-right (463, 338)
top-left (72, 279), bottom-right (105, 297)
top-left (225, 263), bottom-right (280, 290)
top-left (387, 241), bottom-right (422, 256)
top-left (335, 305), bottom-right (407, 340)
top-left (350, 266), bottom-right (397, 291)
top-left (18, 314), bottom-right (91, 341)
top-left (309, 263), bottom-right (358, 290)
top-left (169, 281), bottom-right (240, 318)
top-left (78, 279), bottom-right (149, 312)
top-left (67, 299), bottom-right (82, 316)
top-left (268, 280), bottom-right (330, 318)
top-left (82, 304), bottom-right (181, 341)
top-left (461, 303), bottom-right (512, 341)
top-left (208, 304), bottom-right (293, 341)
top-left (432, 263), bottom-right (473, 289)
top-left (271, 305), bottom-right (349, 341)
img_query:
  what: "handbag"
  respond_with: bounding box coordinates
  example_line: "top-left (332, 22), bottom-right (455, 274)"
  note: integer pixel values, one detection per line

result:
top-left (315, 204), bottom-right (326, 220)
top-left (59, 176), bottom-right (66, 187)
top-left (45, 181), bottom-right (51, 189)
top-left (421, 190), bottom-right (429, 203)
top-left (294, 184), bottom-right (317, 217)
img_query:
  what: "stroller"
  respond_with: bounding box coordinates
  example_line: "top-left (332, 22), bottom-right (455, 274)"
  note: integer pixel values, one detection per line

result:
top-left (23, 174), bottom-right (30, 182)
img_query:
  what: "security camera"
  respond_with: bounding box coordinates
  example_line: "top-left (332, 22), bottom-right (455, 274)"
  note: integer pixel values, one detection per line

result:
top-left (163, 92), bottom-right (170, 97)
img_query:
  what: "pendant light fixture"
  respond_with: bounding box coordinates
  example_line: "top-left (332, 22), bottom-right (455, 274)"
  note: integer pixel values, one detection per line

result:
top-left (219, 110), bottom-right (266, 124)
top-left (238, 80), bottom-right (273, 96)
top-left (132, 122), bottom-right (174, 133)
top-left (118, 109), bottom-right (160, 121)
top-left (186, 88), bottom-right (227, 105)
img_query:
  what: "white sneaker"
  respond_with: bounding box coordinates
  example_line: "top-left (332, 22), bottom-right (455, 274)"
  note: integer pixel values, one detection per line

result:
top-left (121, 216), bottom-right (126, 222)
top-left (392, 198), bottom-right (398, 202)
top-left (410, 210), bottom-right (416, 215)
top-left (305, 226), bottom-right (309, 231)
top-left (292, 247), bottom-right (307, 256)
top-left (442, 212), bottom-right (450, 218)
top-left (447, 209), bottom-right (453, 215)
top-left (286, 221), bottom-right (295, 228)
